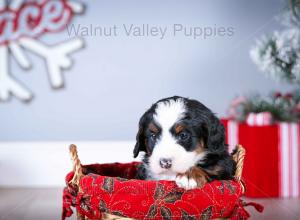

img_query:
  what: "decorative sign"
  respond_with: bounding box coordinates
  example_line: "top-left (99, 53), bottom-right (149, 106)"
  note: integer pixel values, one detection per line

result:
top-left (0, 0), bottom-right (85, 102)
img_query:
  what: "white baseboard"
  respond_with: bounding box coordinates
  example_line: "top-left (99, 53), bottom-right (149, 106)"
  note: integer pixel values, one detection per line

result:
top-left (0, 141), bottom-right (139, 187)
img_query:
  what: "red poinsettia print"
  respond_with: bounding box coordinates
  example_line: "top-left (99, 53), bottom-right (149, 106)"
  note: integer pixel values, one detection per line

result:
top-left (62, 162), bottom-right (258, 220)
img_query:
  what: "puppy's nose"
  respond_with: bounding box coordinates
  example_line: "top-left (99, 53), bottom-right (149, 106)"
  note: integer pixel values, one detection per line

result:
top-left (159, 158), bottom-right (172, 169)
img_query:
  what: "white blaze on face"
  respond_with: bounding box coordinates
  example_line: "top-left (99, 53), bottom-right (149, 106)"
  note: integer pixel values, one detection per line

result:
top-left (148, 98), bottom-right (205, 180)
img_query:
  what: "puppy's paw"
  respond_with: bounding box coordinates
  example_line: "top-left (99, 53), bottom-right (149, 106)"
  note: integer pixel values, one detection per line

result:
top-left (175, 175), bottom-right (197, 190)
top-left (176, 167), bottom-right (209, 190)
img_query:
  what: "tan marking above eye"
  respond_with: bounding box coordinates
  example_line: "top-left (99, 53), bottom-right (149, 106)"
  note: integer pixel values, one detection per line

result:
top-left (148, 122), bottom-right (159, 133)
top-left (175, 124), bottom-right (185, 134)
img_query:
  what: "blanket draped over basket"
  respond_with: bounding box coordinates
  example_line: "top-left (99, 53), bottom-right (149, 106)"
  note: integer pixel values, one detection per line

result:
top-left (62, 145), bottom-right (263, 220)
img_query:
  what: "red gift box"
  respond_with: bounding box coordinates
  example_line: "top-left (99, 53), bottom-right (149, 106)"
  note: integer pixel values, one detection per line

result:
top-left (222, 119), bottom-right (300, 198)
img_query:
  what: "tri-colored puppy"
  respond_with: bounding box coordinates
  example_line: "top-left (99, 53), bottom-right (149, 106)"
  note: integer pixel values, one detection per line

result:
top-left (134, 96), bottom-right (236, 190)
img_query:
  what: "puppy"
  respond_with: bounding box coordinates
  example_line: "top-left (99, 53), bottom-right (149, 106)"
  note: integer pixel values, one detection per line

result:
top-left (133, 96), bottom-right (236, 190)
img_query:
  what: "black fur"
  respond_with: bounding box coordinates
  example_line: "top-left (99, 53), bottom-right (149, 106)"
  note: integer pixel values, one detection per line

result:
top-left (134, 96), bottom-right (236, 181)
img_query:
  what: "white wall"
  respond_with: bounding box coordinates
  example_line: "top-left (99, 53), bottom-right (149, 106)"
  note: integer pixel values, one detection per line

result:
top-left (0, 0), bottom-right (294, 141)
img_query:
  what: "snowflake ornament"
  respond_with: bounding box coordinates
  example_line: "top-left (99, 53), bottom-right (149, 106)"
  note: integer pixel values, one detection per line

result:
top-left (0, 0), bottom-right (85, 102)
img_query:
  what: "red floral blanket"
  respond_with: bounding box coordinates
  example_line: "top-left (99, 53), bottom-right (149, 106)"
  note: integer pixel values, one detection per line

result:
top-left (62, 162), bottom-right (263, 219)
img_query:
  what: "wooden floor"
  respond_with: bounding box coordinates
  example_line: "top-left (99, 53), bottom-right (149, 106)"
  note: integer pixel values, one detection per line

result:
top-left (0, 188), bottom-right (299, 220)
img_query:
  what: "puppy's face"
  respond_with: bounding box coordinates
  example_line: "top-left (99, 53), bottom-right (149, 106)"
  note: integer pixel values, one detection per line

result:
top-left (134, 97), bottom-right (222, 179)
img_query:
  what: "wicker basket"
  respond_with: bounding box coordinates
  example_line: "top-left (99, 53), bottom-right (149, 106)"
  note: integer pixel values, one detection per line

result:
top-left (68, 144), bottom-right (246, 220)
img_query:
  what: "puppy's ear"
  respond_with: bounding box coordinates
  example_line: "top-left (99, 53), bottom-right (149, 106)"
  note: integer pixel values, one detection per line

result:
top-left (133, 106), bottom-right (155, 158)
top-left (207, 117), bottom-right (226, 151)
top-left (133, 125), bottom-right (146, 158)
top-left (133, 111), bottom-right (150, 158)
top-left (200, 123), bottom-right (209, 147)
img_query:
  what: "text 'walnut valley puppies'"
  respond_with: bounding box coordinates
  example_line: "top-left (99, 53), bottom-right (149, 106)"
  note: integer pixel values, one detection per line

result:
top-left (133, 96), bottom-right (236, 190)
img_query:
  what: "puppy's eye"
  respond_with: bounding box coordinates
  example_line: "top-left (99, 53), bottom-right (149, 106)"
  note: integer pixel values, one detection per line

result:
top-left (178, 131), bottom-right (190, 141)
top-left (150, 132), bottom-right (157, 140)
